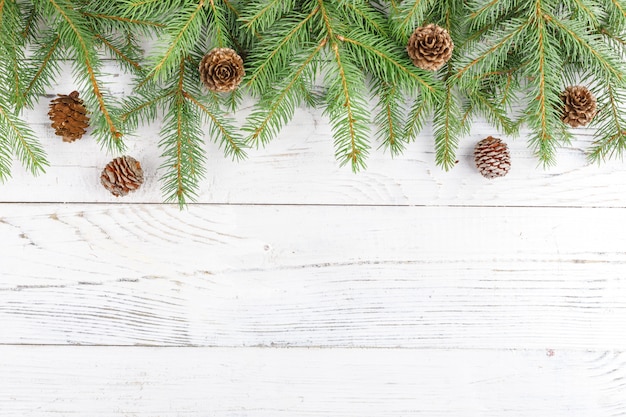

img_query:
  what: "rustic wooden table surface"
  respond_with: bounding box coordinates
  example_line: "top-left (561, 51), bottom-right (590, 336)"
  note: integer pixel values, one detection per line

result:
top-left (1, 65), bottom-right (626, 417)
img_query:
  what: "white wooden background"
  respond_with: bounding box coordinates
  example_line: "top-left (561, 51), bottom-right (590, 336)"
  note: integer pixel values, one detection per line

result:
top-left (1, 62), bottom-right (626, 417)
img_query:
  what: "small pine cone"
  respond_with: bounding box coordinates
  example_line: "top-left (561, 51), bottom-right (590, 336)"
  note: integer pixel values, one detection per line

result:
top-left (474, 136), bottom-right (511, 179)
top-left (407, 24), bottom-right (454, 71)
top-left (48, 91), bottom-right (90, 142)
top-left (560, 85), bottom-right (597, 128)
top-left (199, 47), bottom-right (244, 92)
top-left (100, 156), bottom-right (144, 197)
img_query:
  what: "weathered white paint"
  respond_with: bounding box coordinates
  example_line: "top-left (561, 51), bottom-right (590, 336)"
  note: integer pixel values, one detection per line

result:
top-left (1, 204), bottom-right (625, 349)
top-left (1, 346), bottom-right (625, 417)
top-left (1, 61), bottom-right (626, 417)
top-left (1, 64), bottom-right (625, 207)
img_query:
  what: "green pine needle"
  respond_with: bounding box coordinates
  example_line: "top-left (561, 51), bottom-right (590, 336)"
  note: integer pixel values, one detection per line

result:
top-left (458, 0), bottom-right (626, 165)
top-left (3, 0), bottom-right (626, 195)
top-left (121, 0), bottom-right (245, 207)
top-left (0, 99), bottom-right (48, 181)
top-left (588, 81), bottom-right (626, 162)
top-left (242, 0), bottom-right (445, 170)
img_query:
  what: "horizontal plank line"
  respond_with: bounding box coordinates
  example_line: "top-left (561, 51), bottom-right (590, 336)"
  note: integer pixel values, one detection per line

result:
top-left (2, 201), bottom-right (626, 209)
top-left (1, 346), bottom-right (623, 417)
top-left (0, 344), bottom-right (619, 353)
top-left (3, 204), bottom-right (625, 349)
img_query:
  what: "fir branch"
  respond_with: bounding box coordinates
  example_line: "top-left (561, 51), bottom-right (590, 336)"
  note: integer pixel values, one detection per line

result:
top-left (565, 0), bottom-right (601, 26)
top-left (470, 0), bottom-right (501, 20)
top-left (220, 88), bottom-right (242, 113)
top-left (523, 7), bottom-right (567, 166)
top-left (96, 34), bottom-right (142, 71)
top-left (409, 0), bottom-right (473, 169)
top-left (244, 5), bottom-right (320, 94)
top-left (21, 33), bottom-right (61, 109)
top-left (183, 91), bottom-right (247, 159)
top-left (145, 0), bottom-right (206, 80)
top-left (120, 0), bottom-right (172, 18)
top-left (588, 82), bottom-right (626, 161)
top-left (121, 89), bottom-right (174, 130)
top-left (392, 0), bottom-right (437, 42)
top-left (222, 0), bottom-right (240, 17)
top-left (374, 82), bottom-right (407, 156)
top-left (532, 11), bottom-right (551, 155)
top-left (82, 12), bottom-right (164, 28)
top-left (125, 0), bottom-right (163, 6)
top-left (245, 40), bottom-right (325, 145)
top-left (433, 79), bottom-right (463, 170)
top-left (205, 0), bottom-right (230, 47)
top-left (547, 16), bottom-right (625, 82)
top-left (159, 57), bottom-right (206, 207)
top-left (467, 0), bottom-right (521, 28)
top-left (317, 0), bottom-right (335, 39)
top-left (0, 101), bottom-right (48, 178)
top-left (0, 137), bottom-right (12, 181)
top-left (609, 0), bottom-right (626, 16)
top-left (341, 34), bottom-right (441, 96)
top-left (0, 0), bottom-right (48, 177)
top-left (456, 18), bottom-right (528, 81)
top-left (338, 0), bottom-right (388, 37)
top-left (403, 96), bottom-right (429, 142)
top-left (1, 0), bottom-right (26, 106)
top-left (470, 89), bottom-right (516, 134)
top-left (460, 0), bottom-right (626, 164)
top-left (241, 0), bottom-right (297, 34)
top-left (122, 0), bottom-right (244, 206)
top-left (603, 0), bottom-right (626, 30)
top-left (243, 0), bottom-right (445, 168)
top-left (21, 2), bottom-right (39, 40)
top-left (326, 41), bottom-right (370, 170)
top-left (45, 0), bottom-right (125, 149)
top-left (600, 26), bottom-right (626, 56)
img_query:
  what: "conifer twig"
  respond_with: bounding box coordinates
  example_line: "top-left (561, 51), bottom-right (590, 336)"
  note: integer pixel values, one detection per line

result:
top-left (121, 0), bottom-right (245, 207)
top-left (242, 0), bottom-right (444, 170)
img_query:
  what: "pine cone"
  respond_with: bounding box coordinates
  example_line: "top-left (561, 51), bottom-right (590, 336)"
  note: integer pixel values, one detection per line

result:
top-left (407, 24), bottom-right (454, 71)
top-left (560, 85), bottom-right (597, 128)
top-left (48, 91), bottom-right (90, 142)
top-left (100, 156), bottom-right (144, 197)
top-left (199, 47), bottom-right (244, 92)
top-left (474, 136), bottom-right (511, 179)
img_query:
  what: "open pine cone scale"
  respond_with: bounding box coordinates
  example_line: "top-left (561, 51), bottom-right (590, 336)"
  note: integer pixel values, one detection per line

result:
top-left (561, 85), bottom-right (597, 128)
top-left (199, 47), bottom-right (245, 92)
top-left (48, 91), bottom-right (90, 142)
top-left (407, 24), bottom-right (454, 71)
top-left (100, 156), bottom-right (144, 197)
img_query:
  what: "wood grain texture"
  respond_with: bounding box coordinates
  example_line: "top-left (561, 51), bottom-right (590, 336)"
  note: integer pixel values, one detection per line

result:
top-left (2, 58), bottom-right (626, 417)
top-left (1, 64), bottom-right (626, 207)
top-left (2, 204), bottom-right (625, 349)
top-left (1, 346), bottom-right (624, 417)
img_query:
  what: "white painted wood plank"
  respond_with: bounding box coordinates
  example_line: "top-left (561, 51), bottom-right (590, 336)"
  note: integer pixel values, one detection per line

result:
top-left (1, 204), bottom-right (625, 349)
top-left (1, 346), bottom-right (624, 417)
top-left (1, 63), bottom-right (625, 207)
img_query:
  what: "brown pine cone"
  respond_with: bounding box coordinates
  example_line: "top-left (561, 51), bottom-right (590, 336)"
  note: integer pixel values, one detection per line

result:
top-left (100, 156), bottom-right (144, 197)
top-left (407, 24), bottom-right (454, 71)
top-left (199, 47), bottom-right (245, 92)
top-left (474, 136), bottom-right (511, 179)
top-left (48, 91), bottom-right (90, 142)
top-left (560, 85), bottom-right (597, 128)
